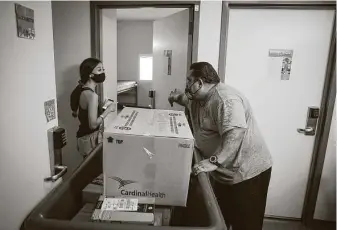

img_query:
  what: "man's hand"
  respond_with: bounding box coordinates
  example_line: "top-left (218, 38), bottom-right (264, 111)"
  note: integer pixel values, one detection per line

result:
top-left (193, 159), bottom-right (217, 175)
top-left (168, 89), bottom-right (183, 107)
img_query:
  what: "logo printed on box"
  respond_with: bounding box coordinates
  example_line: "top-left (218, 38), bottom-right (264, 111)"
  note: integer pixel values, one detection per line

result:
top-left (116, 140), bottom-right (123, 144)
top-left (169, 113), bottom-right (181, 116)
top-left (119, 126), bottom-right (131, 131)
top-left (109, 176), bottom-right (167, 198)
top-left (178, 143), bottom-right (191, 149)
top-left (109, 176), bottom-right (137, 189)
top-left (114, 126), bottom-right (132, 131)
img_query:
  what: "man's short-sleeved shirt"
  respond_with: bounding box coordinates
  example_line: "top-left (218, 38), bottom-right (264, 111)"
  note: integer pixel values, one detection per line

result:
top-left (188, 83), bottom-right (272, 184)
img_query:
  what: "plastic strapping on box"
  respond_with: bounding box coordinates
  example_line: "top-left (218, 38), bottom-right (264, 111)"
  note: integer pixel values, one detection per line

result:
top-left (143, 147), bottom-right (155, 159)
top-left (173, 116), bottom-right (179, 134)
top-left (129, 111), bottom-right (138, 126)
top-left (125, 110), bottom-right (136, 126)
top-left (169, 117), bottom-right (174, 133)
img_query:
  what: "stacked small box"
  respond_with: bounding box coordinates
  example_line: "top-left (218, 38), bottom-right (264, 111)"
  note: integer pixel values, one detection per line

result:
top-left (91, 196), bottom-right (155, 225)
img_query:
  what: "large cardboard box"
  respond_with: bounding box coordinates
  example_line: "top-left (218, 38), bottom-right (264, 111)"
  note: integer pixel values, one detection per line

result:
top-left (103, 108), bottom-right (194, 206)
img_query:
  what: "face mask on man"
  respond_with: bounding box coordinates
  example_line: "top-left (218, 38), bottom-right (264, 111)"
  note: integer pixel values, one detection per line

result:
top-left (91, 73), bottom-right (106, 83)
top-left (185, 80), bottom-right (202, 100)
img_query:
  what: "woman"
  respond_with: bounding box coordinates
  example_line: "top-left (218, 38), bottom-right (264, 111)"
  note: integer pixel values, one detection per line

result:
top-left (70, 58), bottom-right (114, 158)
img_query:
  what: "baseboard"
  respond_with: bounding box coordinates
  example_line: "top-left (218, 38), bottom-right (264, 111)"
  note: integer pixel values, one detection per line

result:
top-left (263, 216), bottom-right (336, 229)
top-left (264, 215), bottom-right (301, 222)
top-left (312, 219), bottom-right (336, 228)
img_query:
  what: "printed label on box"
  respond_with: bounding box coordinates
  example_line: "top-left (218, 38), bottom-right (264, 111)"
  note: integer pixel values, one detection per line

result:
top-left (101, 198), bottom-right (138, 212)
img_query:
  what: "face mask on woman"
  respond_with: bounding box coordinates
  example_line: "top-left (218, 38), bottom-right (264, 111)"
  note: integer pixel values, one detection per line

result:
top-left (91, 73), bottom-right (106, 83)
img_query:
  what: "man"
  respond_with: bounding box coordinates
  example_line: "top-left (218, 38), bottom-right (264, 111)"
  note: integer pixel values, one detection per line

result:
top-left (168, 62), bottom-right (272, 230)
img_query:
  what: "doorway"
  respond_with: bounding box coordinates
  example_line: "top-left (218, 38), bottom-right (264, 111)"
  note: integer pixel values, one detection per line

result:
top-left (218, 1), bottom-right (336, 224)
top-left (116, 8), bottom-right (189, 111)
top-left (91, 2), bottom-right (200, 112)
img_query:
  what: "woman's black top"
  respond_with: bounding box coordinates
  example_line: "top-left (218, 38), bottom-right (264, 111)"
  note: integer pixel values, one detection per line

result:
top-left (77, 87), bottom-right (102, 138)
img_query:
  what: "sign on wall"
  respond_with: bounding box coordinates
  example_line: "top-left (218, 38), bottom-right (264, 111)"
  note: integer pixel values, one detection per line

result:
top-left (15, 3), bottom-right (35, 40)
top-left (164, 50), bottom-right (172, 75)
top-left (44, 99), bottom-right (56, 122)
top-left (269, 49), bottom-right (293, 80)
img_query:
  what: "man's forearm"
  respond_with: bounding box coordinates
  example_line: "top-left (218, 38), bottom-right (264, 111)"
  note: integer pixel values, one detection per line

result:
top-left (216, 128), bottom-right (246, 164)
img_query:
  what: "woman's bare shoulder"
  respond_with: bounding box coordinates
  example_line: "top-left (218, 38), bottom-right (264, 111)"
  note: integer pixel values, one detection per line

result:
top-left (81, 90), bottom-right (97, 100)
top-left (79, 90), bottom-right (97, 108)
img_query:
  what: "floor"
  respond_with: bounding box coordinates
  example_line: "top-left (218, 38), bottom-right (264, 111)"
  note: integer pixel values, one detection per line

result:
top-left (263, 218), bottom-right (336, 230)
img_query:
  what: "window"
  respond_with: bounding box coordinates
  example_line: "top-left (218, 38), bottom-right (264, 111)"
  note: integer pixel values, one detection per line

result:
top-left (139, 55), bottom-right (153, 80)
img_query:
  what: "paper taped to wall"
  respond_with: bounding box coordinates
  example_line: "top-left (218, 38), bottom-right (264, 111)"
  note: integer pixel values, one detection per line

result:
top-left (281, 57), bottom-right (292, 80)
top-left (269, 49), bottom-right (293, 58)
top-left (44, 99), bottom-right (56, 122)
top-left (15, 4), bottom-right (35, 40)
top-left (269, 49), bottom-right (293, 80)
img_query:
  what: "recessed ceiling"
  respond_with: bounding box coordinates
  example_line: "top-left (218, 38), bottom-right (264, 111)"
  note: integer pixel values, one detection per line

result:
top-left (116, 8), bottom-right (188, 21)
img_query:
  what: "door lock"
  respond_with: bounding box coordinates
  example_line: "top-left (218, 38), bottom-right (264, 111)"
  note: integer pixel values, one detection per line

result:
top-left (297, 107), bottom-right (319, 136)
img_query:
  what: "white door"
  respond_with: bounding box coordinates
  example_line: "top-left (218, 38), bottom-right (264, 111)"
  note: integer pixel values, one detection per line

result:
top-left (224, 9), bottom-right (334, 218)
top-left (152, 9), bottom-right (190, 110)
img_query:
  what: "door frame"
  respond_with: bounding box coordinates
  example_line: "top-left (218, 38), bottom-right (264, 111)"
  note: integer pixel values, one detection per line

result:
top-left (90, 1), bottom-right (200, 107)
top-left (218, 1), bottom-right (336, 225)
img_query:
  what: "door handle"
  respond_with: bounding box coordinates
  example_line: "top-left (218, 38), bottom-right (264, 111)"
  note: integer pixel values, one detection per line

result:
top-left (148, 90), bottom-right (155, 109)
top-left (44, 165), bottom-right (67, 182)
top-left (297, 127), bottom-right (314, 135)
top-left (298, 107), bottom-right (319, 136)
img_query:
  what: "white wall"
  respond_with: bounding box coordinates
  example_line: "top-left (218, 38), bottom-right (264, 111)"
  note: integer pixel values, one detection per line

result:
top-left (0, 2), bottom-right (58, 229)
top-left (314, 102), bottom-right (336, 221)
top-left (52, 1), bottom-right (91, 176)
top-left (153, 10), bottom-right (190, 110)
top-left (197, 1), bottom-right (222, 71)
top-left (117, 20), bottom-right (153, 107)
top-left (102, 9), bottom-right (118, 103)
